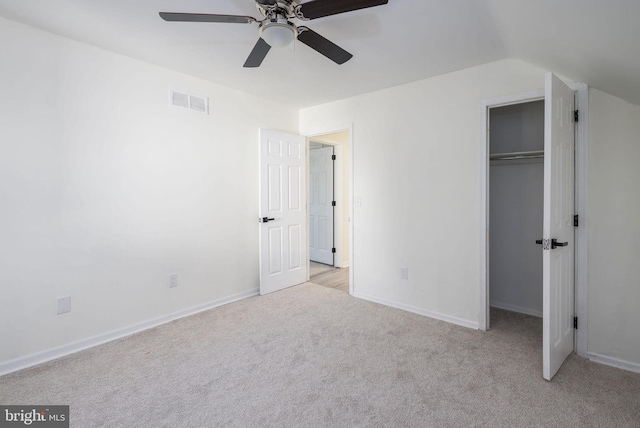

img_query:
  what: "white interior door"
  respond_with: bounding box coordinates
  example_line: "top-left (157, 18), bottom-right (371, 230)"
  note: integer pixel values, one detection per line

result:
top-left (309, 146), bottom-right (334, 265)
top-left (259, 129), bottom-right (307, 295)
top-left (542, 73), bottom-right (575, 380)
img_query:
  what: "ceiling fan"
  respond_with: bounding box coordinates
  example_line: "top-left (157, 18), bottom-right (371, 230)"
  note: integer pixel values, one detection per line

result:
top-left (159, 0), bottom-right (389, 68)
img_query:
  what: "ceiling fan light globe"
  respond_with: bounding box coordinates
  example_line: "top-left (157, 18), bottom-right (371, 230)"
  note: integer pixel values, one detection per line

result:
top-left (260, 22), bottom-right (296, 48)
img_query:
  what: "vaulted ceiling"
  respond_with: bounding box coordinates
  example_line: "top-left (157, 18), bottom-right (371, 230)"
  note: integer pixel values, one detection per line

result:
top-left (1, 0), bottom-right (639, 108)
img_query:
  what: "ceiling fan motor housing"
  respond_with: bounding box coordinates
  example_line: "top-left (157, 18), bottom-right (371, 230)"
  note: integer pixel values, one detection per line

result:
top-left (256, 0), bottom-right (305, 22)
top-left (259, 19), bottom-right (297, 47)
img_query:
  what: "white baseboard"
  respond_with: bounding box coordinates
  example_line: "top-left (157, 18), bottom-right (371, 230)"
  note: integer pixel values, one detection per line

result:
top-left (490, 301), bottom-right (543, 318)
top-left (588, 352), bottom-right (640, 374)
top-left (352, 291), bottom-right (479, 330)
top-left (0, 288), bottom-right (259, 376)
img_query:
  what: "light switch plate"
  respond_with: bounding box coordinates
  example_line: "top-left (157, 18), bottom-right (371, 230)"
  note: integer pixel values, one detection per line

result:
top-left (57, 296), bottom-right (71, 315)
top-left (169, 274), bottom-right (178, 288)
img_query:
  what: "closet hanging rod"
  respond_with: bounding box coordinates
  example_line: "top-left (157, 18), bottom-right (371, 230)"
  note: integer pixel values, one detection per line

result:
top-left (490, 150), bottom-right (544, 161)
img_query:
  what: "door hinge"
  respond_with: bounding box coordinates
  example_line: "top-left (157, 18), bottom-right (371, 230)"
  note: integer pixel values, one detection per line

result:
top-left (332, 248), bottom-right (336, 253)
top-left (332, 201), bottom-right (336, 207)
top-left (574, 317), bottom-right (578, 329)
top-left (574, 110), bottom-right (579, 122)
top-left (331, 154), bottom-right (336, 160)
top-left (574, 215), bottom-right (579, 227)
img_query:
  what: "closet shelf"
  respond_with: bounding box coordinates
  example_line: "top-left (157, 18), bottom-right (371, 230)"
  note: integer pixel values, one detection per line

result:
top-left (490, 150), bottom-right (544, 161)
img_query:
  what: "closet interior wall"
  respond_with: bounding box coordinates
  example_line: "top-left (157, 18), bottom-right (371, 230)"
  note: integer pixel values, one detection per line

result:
top-left (489, 100), bottom-right (545, 318)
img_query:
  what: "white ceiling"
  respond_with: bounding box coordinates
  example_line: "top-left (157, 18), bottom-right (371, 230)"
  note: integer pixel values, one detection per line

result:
top-left (1, 0), bottom-right (639, 109)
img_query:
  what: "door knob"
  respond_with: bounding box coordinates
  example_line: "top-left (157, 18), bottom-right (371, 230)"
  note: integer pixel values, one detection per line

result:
top-left (535, 239), bottom-right (568, 249)
top-left (259, 217), bottom-right (275, 223)
top-left (551, 239), bottom-right (568, 249)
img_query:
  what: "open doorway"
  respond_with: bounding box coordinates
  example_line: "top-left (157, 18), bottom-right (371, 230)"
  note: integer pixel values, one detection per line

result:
top-left (487, 99), bottom-right (546, 362)
top-left (309, 143), bottom-right (335, 266)
top-left (489, 100), bottom-right (545, 319)
top-left (307, 130), bottom-right (350, 293)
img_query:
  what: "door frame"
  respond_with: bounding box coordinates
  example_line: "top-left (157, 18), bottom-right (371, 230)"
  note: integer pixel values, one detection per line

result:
top-left (304, 125), bottom-right (354, 295)
top-left (478, 83), bottom-right (589, 358)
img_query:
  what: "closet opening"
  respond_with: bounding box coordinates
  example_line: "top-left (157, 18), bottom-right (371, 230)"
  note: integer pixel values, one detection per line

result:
top-left (489, 99), bottom-right (545, 327)
top-left (481, 80), bottom-right (588, 373)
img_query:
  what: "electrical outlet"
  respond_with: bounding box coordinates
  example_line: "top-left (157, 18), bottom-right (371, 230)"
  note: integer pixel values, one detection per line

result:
top-left (57, 296), bottom-right (71, 315)
top-left (400, 267), bottom-right (409, 280)
top-left (169, 274), bottom-right (178, 288)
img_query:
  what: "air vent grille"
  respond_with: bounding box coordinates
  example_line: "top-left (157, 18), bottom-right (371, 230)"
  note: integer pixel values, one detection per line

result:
top-left (169, 89), bottom-right (208, 115)
top-left (171, 91), bottom-right (189, 108)
top-left (189, 95), bottom-right (207, 113)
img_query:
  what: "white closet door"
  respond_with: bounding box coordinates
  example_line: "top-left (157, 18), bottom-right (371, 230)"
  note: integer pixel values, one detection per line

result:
top-left (309, 147), bottom-right (334, 265)
top-left (542, 73), bottom-right (575, 381)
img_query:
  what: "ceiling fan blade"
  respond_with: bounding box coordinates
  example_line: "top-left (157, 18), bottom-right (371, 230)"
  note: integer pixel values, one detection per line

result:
top-left (298, 0), bottom-right (388, 20)
top-left (297, 27), bottom-right (353, 65)
top-left (243, 38), bottom-right (272, 68)
top-left (159, 12), bottom-right (256, 24)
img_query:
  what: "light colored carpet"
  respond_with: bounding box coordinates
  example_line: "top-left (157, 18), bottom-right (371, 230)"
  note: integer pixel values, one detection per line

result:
top-left (1, 283), bottom-right (639, 427)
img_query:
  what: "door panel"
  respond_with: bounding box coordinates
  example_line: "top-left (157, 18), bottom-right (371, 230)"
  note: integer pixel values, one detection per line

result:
top-left (289, 224), bottom-right (302, 269)
top-left (268, 227), bottom-right (283, 275)
top-left (259, 129), bottom-right (307, 295)
top-left (289, 166), bottom-right (301, 210)
top-left (543, 73), bottom-right (575, 380)
top-left (309, 147), bottom-right (334, 265)
top-left (268, 165), bottom-right (281, 211)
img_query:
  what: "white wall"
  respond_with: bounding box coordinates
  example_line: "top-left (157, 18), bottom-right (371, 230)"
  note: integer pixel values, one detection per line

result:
top-left (301, 60), bottom-right (551, 326)
top-left (0, 17), bottom-right (298, 369)
top-left (587, 89), bottom-right (640, 368)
